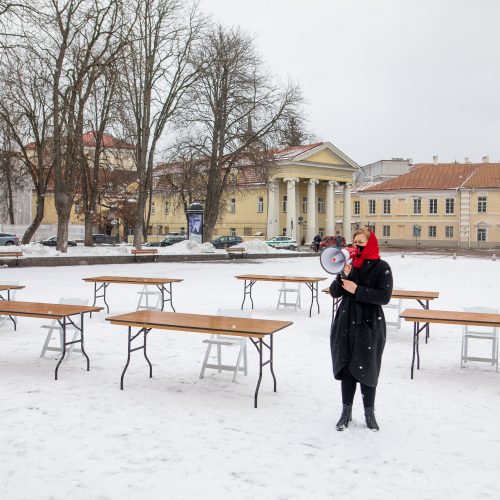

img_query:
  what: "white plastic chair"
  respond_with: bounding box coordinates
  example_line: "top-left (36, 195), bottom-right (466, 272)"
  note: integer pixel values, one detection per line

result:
top-left (384, 285), bottom-right (403, 330)
top-left (276, 282), bottom-right (301, 310)
top-left (39, 297), bottom-right (88, 360)
top-left (199, 308), bottom-right (252, 382)
top-left (0, 280), bottom-right (19, 327)
top-left (137, 285), bottom-right (162, 311)
top-left (461, 306), bottom-right (498, 372)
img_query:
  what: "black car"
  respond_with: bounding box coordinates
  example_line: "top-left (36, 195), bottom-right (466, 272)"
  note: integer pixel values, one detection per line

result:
top-left (146, 235), bottom-right (187, 247)
top-left (211, 235), bottom-right (243, 249)
top-left (40, 236), bottom-right (77, 247)
top-left (92, 234), bottom-right (115, 245)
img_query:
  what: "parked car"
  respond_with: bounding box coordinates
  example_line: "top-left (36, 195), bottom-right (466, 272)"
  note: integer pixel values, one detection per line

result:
top-left (265, 236), bottom-right (297, 250)
top-left (39, 236), bottom-right (77, 247)
top-left (210, 235), bottom-right (243, 249)
top-left (0, 232), bottom-right (19, 246)
top-left (92, 233), bottom-right (115, 245)
top-left (145, 234), bottom-right (187, 247)
top-left (313, 235), bottom-right (346, 252)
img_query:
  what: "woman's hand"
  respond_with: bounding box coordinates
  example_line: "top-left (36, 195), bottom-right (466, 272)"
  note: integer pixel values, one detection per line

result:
top-left (343, 263), bottom-right (352, 276)
top-left (341, 279), bottom-right (357, 294)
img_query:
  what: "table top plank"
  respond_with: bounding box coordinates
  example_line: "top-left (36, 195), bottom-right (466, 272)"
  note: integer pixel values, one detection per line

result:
top-left (106, 311), bottom-right (293, 338)
top-left (0, 284), bottom-right (25, 292)
top-left (83, 276), bottom-right (183, 285)
top-left (236, 274), bottom-right (326, 283)
top-left (322, 287), bottom-right (439, 300)
top-left (0, 300), bottom-right (103, 319)
top-left (400, 308), bottom-right (500, 327)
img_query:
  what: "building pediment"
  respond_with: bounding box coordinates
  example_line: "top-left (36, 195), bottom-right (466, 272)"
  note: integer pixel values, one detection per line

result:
top-left (292, 142), bottom-right (359, 171)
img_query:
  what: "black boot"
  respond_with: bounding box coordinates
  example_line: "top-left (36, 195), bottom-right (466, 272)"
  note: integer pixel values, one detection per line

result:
top-left (336, 404), bottom-right (352, 431)
top-left (364, 407), bottom-right (379, 431)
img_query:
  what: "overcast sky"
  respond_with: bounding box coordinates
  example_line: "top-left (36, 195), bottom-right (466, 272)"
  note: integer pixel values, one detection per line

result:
top-left (198, 0), bottom-right (500, 165)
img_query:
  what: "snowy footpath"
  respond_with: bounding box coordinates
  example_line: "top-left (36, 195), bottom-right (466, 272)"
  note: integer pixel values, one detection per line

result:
top-left (0, 253), bottom-right (499, 500)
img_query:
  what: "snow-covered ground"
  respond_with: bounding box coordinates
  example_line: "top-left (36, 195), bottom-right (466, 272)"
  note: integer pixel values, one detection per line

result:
top-left (0, 238), bottom-right (283, 258)
top-left (0, 253), bottom-right (499, 499)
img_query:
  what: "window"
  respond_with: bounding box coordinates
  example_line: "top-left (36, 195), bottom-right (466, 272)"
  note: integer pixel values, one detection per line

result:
top-left (229, 198), bottom-right (236, 214)
top-left (257, 197), bottom-right (264, 213)
top-left (244, 227), bottom-right (252, 236)
top-left (230, 228), bottom-right (236, 236)
top-left (428, 225), bottom-right (436, 238)
top-left (368, 199), bottom-right (376, 215)
top-left (283, 196), bottom-right (287, 213)
top-left (282, 227), bottom-right (286, 236)
top-left (164, 201), bottom-right (169, 214)
top-left (317, 197), bottom-right (325, 214)
top-left (477, 228), bottom-right (486, 242)
top-left (445, 226), bottom-right (454, 238)
top-left (445, 198), bottom-right (454, 214)
top-left (383, 199), bottom-right (391, 214)
top-left (302, 196), bottom-right (308, 213)
top-left (413, 198), bottom-right (421, 214)
top-left (478, 196), bottom-right (487, 213)
top-left (429, 199), bottom-right (437, 214)
top-left (151, 202), bottom-right (155, 215)
top-left (354, 201), bottom-right (360, 215)
top-left (74, 204), bottom-right (81, 214)
top-left (383, 225), bottom-right (390, 237)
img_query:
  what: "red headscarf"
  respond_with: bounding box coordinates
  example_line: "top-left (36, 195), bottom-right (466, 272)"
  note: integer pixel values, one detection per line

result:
top-left (352, 230), bottom-right (380, 269)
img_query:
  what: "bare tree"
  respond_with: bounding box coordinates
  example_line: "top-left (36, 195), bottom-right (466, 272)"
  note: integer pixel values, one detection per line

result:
top-left (0, 47), bottom-right (54, 243)
top-left (178, 25), bottom-right (302, 241)
top-left (117, 0), bottom-right (204, 248)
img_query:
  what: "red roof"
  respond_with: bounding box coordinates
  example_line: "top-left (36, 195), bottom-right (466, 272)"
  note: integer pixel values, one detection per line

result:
top-left (362, 163), bottom-right (500, 191)
top-left (25, 133), bottom-right (135, 151)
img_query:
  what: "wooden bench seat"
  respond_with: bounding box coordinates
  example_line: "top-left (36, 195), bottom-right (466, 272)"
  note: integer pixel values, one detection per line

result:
top-left (0, 251), bottom-right (23, 266)
top-left (227, 247), bottom-right (247, 259)
top-left (131, 248), bottom-right (158, 262)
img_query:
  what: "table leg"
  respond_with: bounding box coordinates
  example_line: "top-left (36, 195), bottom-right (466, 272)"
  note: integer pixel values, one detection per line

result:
top-left (305, 282), bottom-right (320, 317)
top-left (80, 313), bottom-right (90, 371)
top-left (92, 282), bottom-right (110, 314)
top-left (158, 283), bottom-right (175, 312)
top-left (0, 290), bottom-right (17, 330)
top-left (250, 335), bottom-right (275, 408)
top-left (417, 298), bottom-right (431, 343)
top-left (55, 316), bottom-right (67, 380)
top-left (120, 326), bottom-right (152, 390)
top-left (241, 280), bottom-right (255, 310)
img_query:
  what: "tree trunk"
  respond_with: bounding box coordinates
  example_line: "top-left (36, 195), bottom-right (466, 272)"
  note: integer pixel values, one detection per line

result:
top-left (5, 157), bottom-right (15, 224)
top-left (55, 194), bottom-right (73, 252)
top-left (21, 190), bottom-right (45, 244)
top-left (84, 210), bottom-right (94, 246)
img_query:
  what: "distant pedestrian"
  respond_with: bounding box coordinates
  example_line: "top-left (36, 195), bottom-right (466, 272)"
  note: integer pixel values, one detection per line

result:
top-left (313, 234), bottom-right (321, 252)
top-left (334, 231), bottom-right (344, 249)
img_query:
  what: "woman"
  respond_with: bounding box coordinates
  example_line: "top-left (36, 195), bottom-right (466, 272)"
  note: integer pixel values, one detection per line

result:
top-left (329, 226), bottom-right (393, 431)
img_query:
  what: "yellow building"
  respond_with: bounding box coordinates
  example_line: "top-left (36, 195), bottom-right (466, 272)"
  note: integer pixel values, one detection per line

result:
top-left (357, 161), bottom-right (500, 248)
top-left (149, 142), bottom-right (361, 244)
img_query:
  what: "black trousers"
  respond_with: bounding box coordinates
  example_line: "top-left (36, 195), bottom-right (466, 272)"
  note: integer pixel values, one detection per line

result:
top-left (340, 368), bottom-right (376, 408)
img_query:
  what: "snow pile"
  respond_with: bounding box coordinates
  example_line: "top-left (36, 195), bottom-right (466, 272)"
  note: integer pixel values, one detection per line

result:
top-left (233, 239), bottom-right (279, 253)
top-left (158, 239), bottom-right (215, 254)
top-left (17, 243), bottom-right (52, 256)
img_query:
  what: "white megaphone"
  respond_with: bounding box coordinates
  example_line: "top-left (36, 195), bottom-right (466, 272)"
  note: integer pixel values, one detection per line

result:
top-left (320, 245), bottom-right (358, 275)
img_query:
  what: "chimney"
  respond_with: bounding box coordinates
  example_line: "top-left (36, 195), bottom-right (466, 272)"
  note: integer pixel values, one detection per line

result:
top-left (465, 156), bottom-right (471, 164)
top-left (482, 155), bottom-right (490, 163)
top-left (432, 155), bottom-right (438, 165)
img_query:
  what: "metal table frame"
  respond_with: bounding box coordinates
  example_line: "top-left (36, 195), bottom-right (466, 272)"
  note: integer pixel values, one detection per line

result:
top-left (238, 275), bottom-right (325, 317)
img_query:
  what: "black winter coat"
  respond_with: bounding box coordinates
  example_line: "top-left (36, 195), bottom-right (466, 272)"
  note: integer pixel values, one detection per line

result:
top-left (330, 259), bottom-right (393, 387)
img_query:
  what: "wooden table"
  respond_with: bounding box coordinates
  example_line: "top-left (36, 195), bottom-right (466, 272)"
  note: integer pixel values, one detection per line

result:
top-left (0, 284), bottom-right (25, 329)
top-left (236, 274), bottom-right (327, 317)
top-left (0, 300), bottom-right (102, 379)
top-left (106, 310), bottom-right (293, 408)
top-left (83, 276), bottom-right (183, 313)
top-left (323, 287), bottom-right (439, 340)
top-left (400, 308), bottom-right (500, 379)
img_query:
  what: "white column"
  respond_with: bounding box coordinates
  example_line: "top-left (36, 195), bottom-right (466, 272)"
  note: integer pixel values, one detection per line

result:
top-left (306, 179), bottom-right (319, 244)
top-left (266, 179), bottom-right (280, 238)
top-left (284, 177), bottom-right (299, 241)
top-left (325, 180), bottom-right (336, 236)
top-left (342, 183), bottom-right (352, 243)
